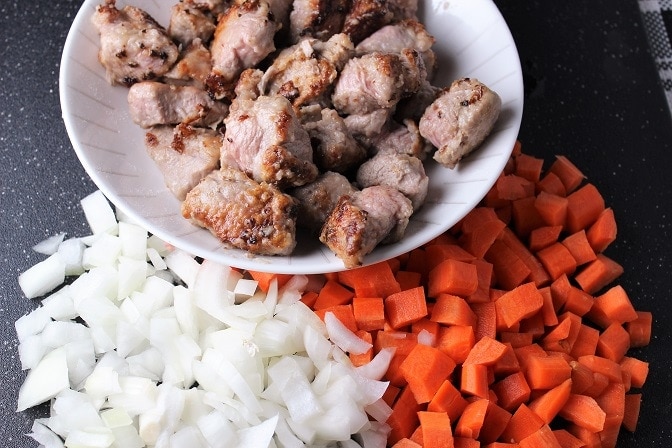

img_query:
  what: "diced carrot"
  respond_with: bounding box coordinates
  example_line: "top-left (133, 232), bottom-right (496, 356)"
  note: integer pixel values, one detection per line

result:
top-left (483, 443), bottom-right (521, 448)
top-left (411, 317), bottom-right (440, 339)
top-left (460, 206), bottom-right (500, 233)
top-left (596, 322), bottom-right (630, 362)
top-left (497, 174), bottom-right (535, 200)
top-left (566, 423), bottom-right (602, 447)
top-left (460, 363), bottom-right (489, 398)
top-left (409, 426), bottom-right (423, 445)
top-left (562, 286), bottom-right (594, 317)
top-left (525, 355), bottom-right (572, 390)
top-left (513, 343), bottom-right (548, 371)
top-left (247, 271), bottom-right (293, 292)
top-left (577, 354), bottom-right (622, 383)
top-left (515, 153), bottom-right (544, 182)
top-left (399, 344), bottom-right (456, 404)
top-left (454, 398), bottom-right (489, 439)
top-left (427, 258), bottom-right (479, 298)
top-left (495, 282), bottom-right (545, 329)
top-left (337, 261), bottom-right (401, 298)
top-left (625, 311), bottom-right (652, 347)
top-left (300, 290), bottom-right (318, 308)
top-left (499, 331), bottom-right (534, 349)
top-left (385, 286), bottom-right (428, 329)
top-left (460, 219), bottom-right (507, 259)
top-left (395, 270), bottom-right (422, 291)
top-left (537, 171), bottom-right (567, 197)
top-left (574, 254), bottom-right (624, 295)
top-left (453, 436), bottom-right (480, 448)
top-left (552, 429), bottom-right (585, 448)
top-left (485, 239), bottom-right (531, 290)
top-left (512, 196), bottom-right (547, 237)
top-left (548, 155), bottom-right (585, 194)
top-left (405, 247), bottom-right (429, 281)
top-left (519, 424), bottom-right (562, 448)
top-left (582, 371), bottom-right (610, 398)
top-left (492, 371), bottom-right (531, 411)
top-left (569, 324), bottom-right (600, 358)
top-left (559, 394), bottom-right (606, 432)
top-left (501, 403), bottom-right (545, 443)
top-left (436, 325), bottom-right (475, 365)
top-left (528, 225), bottom-right (563, 252)
top-left (431, 294), bottom-right (478, 327)
top-left (528, 378), bottom-right (572, 424)
top-left (536, 242), bottom-right (577, 281)
top-left (387, 386), bottom-right (422, 445)
top-left (519, 311), bottom-right (546, 338)
top-left (550, 273), bottom-right (572, 312)
top-left (312, 279), bottom-right (354, 310)
top-left (313, 304), bottom-right (358, 333)
top-left (480, 401), bottom-right (513, 443)
top-left (565, 183), bottom-right (605, 234)
top-left (418, 411), bottom-right (454, 448)
top-left (586, 208), bottom-right (617, 253)
top-left (382, 384), bottom-right (401, 407)
top-left (426, 244), bottom-right (476, 272)
top-left (467, 259), bottom-right (494, 304)
top-left (595, 381), bottom-right (625, 447)
top-left (428, 379), bottom-right (469, 422)
top-left (622, 393), bottom-right (642, 432)
top-left (620, 356), bottom-right (649, 389)
top-left (374, 330), bottom-right (418, 356)
top-left (472, 301), bottom-right (497, 341)
top-left (562, 230), bottom-right (597, 266)
top-left (588, 284), bottom-right (638, 328)
top-left (391, 438), bottom-right (422, 448)
top-left (534, 191), bottom-right (568, 227)
top-left (538, 286), bottom-right (559, 327)
top-left (349, 330), bottom-right (373, 366)
top-left (351, 296), bottom-right (385, 331)
top-left (463, 336), bottom-right (508, 366)
top-left (569, 360), bottom-right (595, 395)
top-left (497, 228), bottom-right (551, 287)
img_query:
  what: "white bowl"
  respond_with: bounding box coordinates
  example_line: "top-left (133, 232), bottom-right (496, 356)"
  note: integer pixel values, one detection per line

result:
top-left (59, 0), bottom-right (523, 274)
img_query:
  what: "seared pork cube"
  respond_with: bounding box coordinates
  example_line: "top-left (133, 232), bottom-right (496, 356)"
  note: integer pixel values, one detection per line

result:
top-left (396, 79), bottom-right (440, 122)
top-left (419, 78), bottom-right (501, 169)
top-left (233, 68), bottom-right (264, 103)
top-left (164, 39), bottom-right (212, 88)
top-left (367, 118), bottom-right (430, 160)
top-left (291, 171), bottom-right (358, 230)
top-left (127, 81), bottom-right (228, 128)
top-left (260, 34), bottom-right (354, 108)
top-left (356, 152), bottom-right (428, 210)
top-left (388, 0), bottom-right (419, 21)
top-left (332, 49), bottom-right (425, 116)
top-left (182, 167), bottom-right (298, 256)
top-left (289, 0), bottom-right (350, 43)
top-left (304, 108), bottom-right (367, 173)
top-left (168, 0), bottom-right (216, 48)
top-left (92, 0), bottom-right (179, 86)
top-left (320, 185), bottom-right (413, 268)
top-left (145, 124), bottom-right (222, 200)
top-left (355, 19), bottom-right (436, 77)
top-left (344, 108), bottom-right (391, 139)
top-left (206, 0), bottom-right (279, 98)
top-left (342, 0), bottom-right (393, 45)
top-left (221, 95), bottom-right (318, 189)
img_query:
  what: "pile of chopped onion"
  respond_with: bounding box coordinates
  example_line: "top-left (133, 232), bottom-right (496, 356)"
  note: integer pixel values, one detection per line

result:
top-left (16, 190), bottom-right (393, 448)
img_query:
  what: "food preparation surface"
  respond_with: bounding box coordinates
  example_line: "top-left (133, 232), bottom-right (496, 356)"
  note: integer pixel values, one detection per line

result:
top-left (1, 0), bottom-right (670, 446)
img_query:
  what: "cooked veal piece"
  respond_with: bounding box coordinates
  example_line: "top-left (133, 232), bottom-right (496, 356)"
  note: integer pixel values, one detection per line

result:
top-left (291, 171), bottom-right (358, 230)
top-left (356, 152), bottom-right (428, 210)
top-left (220, 94), bottom-right (318, 189)
top-left (342, 0), bottom-right (393, 45)
top-left (163, 39), bottom-right (212, 88)
top-left (303, 108), bottom-right (367, 173)
top-left (144, 124), bottom-right (222, 200)
top-left (92, 0), bottom-right (179, 86)
top-left (206, 0), bottom-right (279, 98)
top-left (127, 81), bottom-right (228, 128)
top-left (288, 0), bottom-right (350, 43)
top-left (167, 0), bottom-right (216, 48)
top-left (364, 118), bottom-right (429, 159)
top-left (182, 167), bottom-right (298, 255)
top-left (419, 77), bottom-right (502, 169)
top-left (331, 49), bottom-right (426, 115)
top-left (260, 34), bottom-right (355, 108)
top-left (343, 109), bottom-right (391, 140)
top-left (320, 185), bottom-right (413, 268)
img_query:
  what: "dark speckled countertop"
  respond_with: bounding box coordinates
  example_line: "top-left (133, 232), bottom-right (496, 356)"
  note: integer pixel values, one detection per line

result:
top-left (1, 0), bottom-right (671, 446)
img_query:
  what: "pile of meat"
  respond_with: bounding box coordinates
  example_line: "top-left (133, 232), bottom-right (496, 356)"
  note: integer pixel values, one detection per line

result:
top-left (92, 0), bottom-right (501, 268)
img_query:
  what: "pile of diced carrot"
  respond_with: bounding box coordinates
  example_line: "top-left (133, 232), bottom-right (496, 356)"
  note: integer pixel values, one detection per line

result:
top-left (256, 141), bottom-right (652, 448)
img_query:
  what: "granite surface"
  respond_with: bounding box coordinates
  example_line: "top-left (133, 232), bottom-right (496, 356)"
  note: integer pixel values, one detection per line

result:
top-left (1, 0), bottom-right (670, 446)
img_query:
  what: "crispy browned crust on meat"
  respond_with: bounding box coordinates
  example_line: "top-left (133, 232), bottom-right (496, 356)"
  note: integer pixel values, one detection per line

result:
top-left (258, 144), bottom-right (320, 189)
top-left (319, 195), bottom-right (368, 268)
top-left (342, 0), bottom-right (393, 45)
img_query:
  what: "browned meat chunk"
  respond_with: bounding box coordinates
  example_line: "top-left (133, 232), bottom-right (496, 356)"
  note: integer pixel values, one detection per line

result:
top-left (145, 124), bottom-right (221, 200)
top-left (92, 0), bottom-right (179, 86)
top-left (395, 79), bottom-right (440, 122)
top-left (419, 78), bottom-right (502, 169)
top-left (164, 39), bottom-right (213, 88)
top-left (234, 68), bottom-right (264, 102)
top-left (288, 0), bottom-right (350, 43)
top-left (356, 152), bottom-right (428, 210)
top-left (342, 0), bottom-right (393, 45)
top-left (206, 0), bottom-right (279, 98)
top-left (366, 118), bottom-right (429, 159)
top-left (320, 185), bottom-right (412, 268)
top-left (343, 109), bottom-right (391, 139)
top-left (331, 50), bottom-right (425, 116)
top-left (168, 0), bottom-right (216, 47)
top-left (182, 167), bottom-right (298, 255)
top-left (221, 95), bottom-right (318, 189)
top-left (291, 171), bottom-right (358, 230)
top-left (387, 0), bottom-right (418, 22)
top-left (127, 81), bottom-right (228, 128)
top-left (355, 19), bottom-right (436, 77)
top-left (260, 34), bottom-right (354, 108)
top-left (303, 108), bottom-right (367, 172)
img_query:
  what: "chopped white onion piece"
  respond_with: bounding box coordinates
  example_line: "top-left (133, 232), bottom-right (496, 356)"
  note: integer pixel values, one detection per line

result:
top-left (33, 232), bottom-right (66, 255)
top-left (18, 252), bottom-right (66, 299)
top-left (17, 347), bottom-right (69, 412)
top-left (324, 311), bottom-right (373, 355)
top-left (80, 190), bottom-right (117, 235)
